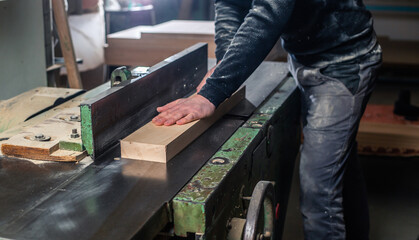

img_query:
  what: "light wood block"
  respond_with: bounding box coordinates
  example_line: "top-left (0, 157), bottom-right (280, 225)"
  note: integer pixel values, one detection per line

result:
top-left (120, 87), bottom-right (245, 163)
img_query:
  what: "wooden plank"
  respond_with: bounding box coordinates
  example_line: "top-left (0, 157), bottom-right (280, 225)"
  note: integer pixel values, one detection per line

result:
top-left (105, 21), bottom-right (216, 66)
top-left (357, 122), bottom-right (419, 156)
top-left (139, 20), bottom-right (215, 36)
top-left (1, 107), bottom-right (86, 162)
top-left (357, 104), bottom-right (419, 156)
top-left (81, 43), bottom-right (208, 159)
top-left (0, 87), bottom-right (83, 133)
top-left (120, 87), bottom-right (245, 163)
top-left (52, 0), bottom-right (83, 89)
top-left (105, 20), bottom-right (284, 66)
top-left (106, 36), bottom-right (215, 66)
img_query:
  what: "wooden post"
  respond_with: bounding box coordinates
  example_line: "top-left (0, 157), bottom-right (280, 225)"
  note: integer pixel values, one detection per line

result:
top-left (52, 0), bottom-right (83, 89)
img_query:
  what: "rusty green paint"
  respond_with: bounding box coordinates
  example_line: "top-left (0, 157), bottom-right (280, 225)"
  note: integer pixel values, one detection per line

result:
top-left (80, 105), bottom-right (93, 155)
top-left (243, 77), bottom-right (297, 129)
top-left (243, 114), bottom-right (271, 129)
top-left (256, 77), bottom-right (297, 115)
top-left (172, 76), bottom-right (299, 237)
top-left (172, 201), bottom-right (206, 235)
top-left (173, 127), bottom-right (260, 237)
top-left (59, 140), bottom-right (84, 152)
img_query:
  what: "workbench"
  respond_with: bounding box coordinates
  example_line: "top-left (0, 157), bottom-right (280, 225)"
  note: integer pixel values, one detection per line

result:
top-left (0, 55), bottom-right (300, 239)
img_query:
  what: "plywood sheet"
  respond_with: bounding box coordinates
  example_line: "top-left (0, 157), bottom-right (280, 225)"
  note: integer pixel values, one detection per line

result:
top-left (121, 87), bottom-right (245, 163)
top-left (357, 104), bottom-right (419, 156)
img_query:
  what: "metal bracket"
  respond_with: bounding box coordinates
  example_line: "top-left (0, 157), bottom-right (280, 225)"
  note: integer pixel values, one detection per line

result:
top-left (110, 66), bottom-right (150, 87)
top-left (110, 66), bottom-right (132, 87)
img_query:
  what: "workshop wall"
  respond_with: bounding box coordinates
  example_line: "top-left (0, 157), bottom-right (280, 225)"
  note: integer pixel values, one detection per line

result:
top-left (0, 0), bottom-right (47, 100)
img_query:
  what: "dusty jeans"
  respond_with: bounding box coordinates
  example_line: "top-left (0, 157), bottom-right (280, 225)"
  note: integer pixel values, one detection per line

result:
top-left (288, 45), bottom-right (382, 240)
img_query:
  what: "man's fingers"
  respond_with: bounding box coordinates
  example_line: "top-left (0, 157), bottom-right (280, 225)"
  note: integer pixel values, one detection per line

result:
top-left (153, 107), bottom-right (190, 126)
top-left (153, 94), bottom-right (215, 126)
top-left (163, 111), bottom-right (188, 126)
top-left (156, 101), bottom-right (176, 112)
top-left (157, 99), bottom-right (184, 112)
top-left (176, 112), bottom-right (197, 125)
top-left (152, 116), bottom-right (165, 125)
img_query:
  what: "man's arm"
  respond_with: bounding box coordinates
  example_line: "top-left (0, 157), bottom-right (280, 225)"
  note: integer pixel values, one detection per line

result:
top-left (153, 0), bottom-right (295, 126)
top-left (195, 0), bottom-right (251, 92)
top-left (199, 0), bottom-right (295, 107)
top-left (214, 0), bottom-right (252, 62)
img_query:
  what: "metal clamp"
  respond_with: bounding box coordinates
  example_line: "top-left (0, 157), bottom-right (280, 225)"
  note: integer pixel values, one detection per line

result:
top-left (110, 66), bottom-right (132, 87)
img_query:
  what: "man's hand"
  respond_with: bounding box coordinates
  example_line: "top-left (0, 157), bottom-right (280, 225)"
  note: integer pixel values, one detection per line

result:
top-left (152, 95), bottom-right (215, 126)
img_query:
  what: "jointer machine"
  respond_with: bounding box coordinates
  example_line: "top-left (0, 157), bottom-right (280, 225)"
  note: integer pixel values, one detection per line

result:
top-left (0, 44), bottom-right (300, 240)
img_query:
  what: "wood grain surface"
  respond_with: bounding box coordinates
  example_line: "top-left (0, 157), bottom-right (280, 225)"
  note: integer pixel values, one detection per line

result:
top-left (0, 87), bottom-right (82, 133)
top-left (120, 87), bottom-right (245, 163)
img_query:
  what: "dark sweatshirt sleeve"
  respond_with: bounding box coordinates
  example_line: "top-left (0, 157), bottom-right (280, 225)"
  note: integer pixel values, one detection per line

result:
top-left (199, 0), bottom-right (295, 107)
top-left (214, 0), bottom-right (252, 61)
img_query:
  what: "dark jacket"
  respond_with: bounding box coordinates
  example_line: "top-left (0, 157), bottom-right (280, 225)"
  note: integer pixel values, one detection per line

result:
top-left (199, 0), bottom-right (377, 106)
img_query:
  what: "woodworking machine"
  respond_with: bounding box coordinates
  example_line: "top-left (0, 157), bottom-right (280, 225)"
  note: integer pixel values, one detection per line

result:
top-left (0, 43), bottom-right (300, 240)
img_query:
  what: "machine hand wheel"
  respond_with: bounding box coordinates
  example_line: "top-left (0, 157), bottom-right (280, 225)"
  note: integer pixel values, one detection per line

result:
top-left (244, 181), bottom-right (275, 240)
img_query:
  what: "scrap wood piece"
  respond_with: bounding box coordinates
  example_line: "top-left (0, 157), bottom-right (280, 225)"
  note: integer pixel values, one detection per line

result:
top-left (1, 107), bottom-right (86, 162)
top-left (0, 83), bottom-right (109, 141)
top-left (120, 87), bottom-right (246, 163)
top-left (357, 104), bottom-right (419, 157)
top-left (0, 87), bottom-right (83, 134)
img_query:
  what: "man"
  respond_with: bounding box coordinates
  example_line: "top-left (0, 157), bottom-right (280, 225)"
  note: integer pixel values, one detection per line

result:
top-left (152, 0), bottom-right (382, 239)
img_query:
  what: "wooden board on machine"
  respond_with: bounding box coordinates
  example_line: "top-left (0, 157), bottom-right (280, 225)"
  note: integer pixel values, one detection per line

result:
top-left (0, 87), bottom-right (83, 134)
top-left (0, 83), bottom-right (110, 142)
top-left (120, 87), bottom-right (245, 163)
top-left (357, 104), bottom-right (419, 157)
top-left (1, 107), bottom-right (86, 162)
top-left (105, 20), bottom-right (285, 66)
